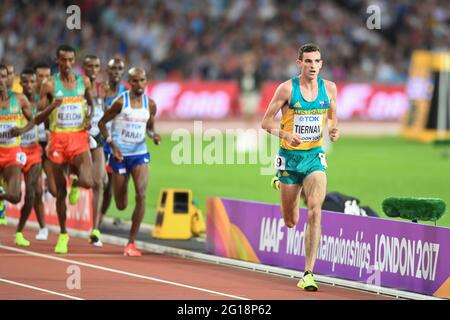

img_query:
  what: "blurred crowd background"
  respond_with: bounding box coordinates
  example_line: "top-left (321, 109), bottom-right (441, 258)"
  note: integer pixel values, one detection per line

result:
top-left (0, 0), bottom-right (449, 89)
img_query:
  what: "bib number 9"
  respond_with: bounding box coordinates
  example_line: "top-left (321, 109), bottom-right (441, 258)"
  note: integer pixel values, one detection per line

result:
top-left (274, 155), bottom-right (286, 170)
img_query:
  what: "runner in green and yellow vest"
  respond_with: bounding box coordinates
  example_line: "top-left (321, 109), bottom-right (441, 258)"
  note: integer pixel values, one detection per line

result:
top-left (0, 64), bottom-right (33, 225)
top-left (261, 43), bottom-right (340, 292)
top-left (37, 44), bottom-right (95, 254)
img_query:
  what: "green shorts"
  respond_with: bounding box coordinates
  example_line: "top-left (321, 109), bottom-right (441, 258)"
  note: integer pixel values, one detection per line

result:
top-left (275, 147), bottom-right (327, 185)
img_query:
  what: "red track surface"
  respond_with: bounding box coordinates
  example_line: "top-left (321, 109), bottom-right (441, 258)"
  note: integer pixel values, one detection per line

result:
top-left (0, 226), bottom-right (394, 300)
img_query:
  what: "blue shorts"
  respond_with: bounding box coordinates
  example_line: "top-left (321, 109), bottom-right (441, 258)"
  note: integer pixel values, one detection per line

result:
top-left (108, 153), bottom-right (150, 175)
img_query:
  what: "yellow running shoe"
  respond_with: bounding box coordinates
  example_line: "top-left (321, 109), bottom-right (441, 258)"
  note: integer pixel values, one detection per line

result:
top-left (297, 272), bottom-right (319, 291)
top-left (68, 177), bottom-right (80, 205)
top-left (15, 232), bottom-right (30, 247)
top-left (271, 176), bottom-right (280, 191)
top-left (54, 233), bottom-right (69, 254)
top-left (89, 229), bottom-right (103, 247)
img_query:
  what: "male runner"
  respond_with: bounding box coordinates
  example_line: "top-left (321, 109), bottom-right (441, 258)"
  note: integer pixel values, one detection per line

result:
top-left (261, 44), bottom-right (339, 291)
top-left (0, 64), bottom-right (29, 225)
top-left (99, 58), bottom-right (127, 227)
top-left (38, 44), bottom-right (95, 254)
top-left (33, 62), bottom-right (52, 240)
top-left (82, 54), bottom-right (106, 246)
top-left (6, 63), bottom-right (22, 93)
top-left (98, 67), bottom-right (160, 256)
top-left (13, 68), bottom-right (47, 245)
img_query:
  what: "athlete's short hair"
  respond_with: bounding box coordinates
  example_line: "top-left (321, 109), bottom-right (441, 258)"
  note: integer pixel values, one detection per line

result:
top-left (33, 62), bottom-right (51, 71)
top-left (20, 68), bottom-right (36, 77)
top-left (56, 44), bottom-right (76, 58)
top-left (298, 43), bottom-right (321, 60)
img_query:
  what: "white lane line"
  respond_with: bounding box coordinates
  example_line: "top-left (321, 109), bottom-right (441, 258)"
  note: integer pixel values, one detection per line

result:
top-left (0, 278), bottom-right (83, 300)
top-left (0, 245), bottom-right (249, 300)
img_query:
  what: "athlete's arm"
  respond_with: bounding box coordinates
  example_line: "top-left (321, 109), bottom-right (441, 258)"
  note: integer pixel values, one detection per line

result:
top-left (35, 79), bottom-right (62, 125)
top-left (98, 96), bottom-right (124, 161)
top-left (9, 93), bottom-right (33, 136)
top-left (261, 81), bottom-right (302, 146)
top-left (325, 81), bottom-right (339, 142)
top-left (146, 98), bottom-right (160, 145)
top-left (83, 75), bottom-right (94, 130)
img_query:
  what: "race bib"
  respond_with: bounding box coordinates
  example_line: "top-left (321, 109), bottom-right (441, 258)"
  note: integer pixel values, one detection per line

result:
top-left (56, 102), bottom-right (84, 128)
top-left (0, 122), bottom-right (17, 146)
top-left (21, 127), bottom-right (38, 146)
top-left (120, 122), bottom-right (146, 144)
top-left (274, 155), bottom-right (286, 170)
top-left (293, 114), bottom-right (323, 142)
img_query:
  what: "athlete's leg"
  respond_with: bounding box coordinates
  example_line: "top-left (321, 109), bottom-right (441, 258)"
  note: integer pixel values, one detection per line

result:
top-left (33, 172), bottom-right (46, 229)
top-left (128, 164), bottom-right (148, 244)
top-left (90, 147), bottom-right (105, 230)
top-left (17, 164), bottom-right (41, 232)
top-left (302, 171), bottom-right (327, 272)
top-left (0, 166), bottom-right (22, 204)
top-left (70, 151), bottom-right (94, 189)
top-left (44, 158), bottom-right (57, 198)
top-left (50, 163), bottom-right (69, 234)
top-left (280, 183), bottom-right (302, 228)
top-left (100, 172), bottom-right (113, 223)
top-left (112, 172), bottom-right (129, 210)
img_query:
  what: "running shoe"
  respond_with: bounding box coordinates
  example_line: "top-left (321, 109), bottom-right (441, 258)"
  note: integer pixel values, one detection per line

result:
top-left (297, 272), bottom-right (318, 291)
top-left (54, 233), bottom-right (69, 254)
top-left (271, 176), bottom-right (280, 191)
top-left (68, 177), bottom-right (80, 205)
top-left (123, 243), bottom-right (142, 257)
top-left (15, 232), bottom-right (30, 247)
top-left (89, 229), bottom-right (103, 247)
top-left (35, 228), bottom-right (48, 241)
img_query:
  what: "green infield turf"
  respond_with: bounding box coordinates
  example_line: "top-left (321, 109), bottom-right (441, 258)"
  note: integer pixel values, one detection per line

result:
top-left (106, 134), bottom-right (450, 228)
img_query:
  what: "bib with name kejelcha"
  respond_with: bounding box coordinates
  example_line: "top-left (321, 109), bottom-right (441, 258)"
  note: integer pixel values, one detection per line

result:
top-left (49, 72), bottom-right (86, 133)
top-left (0, 91), bottom-right (24, 147)
top-left (280, 76), bottom-right (330, 150)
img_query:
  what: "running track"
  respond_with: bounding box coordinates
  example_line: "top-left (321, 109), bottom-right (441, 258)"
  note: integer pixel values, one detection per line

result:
top-left (0, 226), bottom-right (394, 300)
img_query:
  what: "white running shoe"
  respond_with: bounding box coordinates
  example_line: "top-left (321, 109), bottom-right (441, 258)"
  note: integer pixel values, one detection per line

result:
top-left (35, 228), bottom-right (48, 241)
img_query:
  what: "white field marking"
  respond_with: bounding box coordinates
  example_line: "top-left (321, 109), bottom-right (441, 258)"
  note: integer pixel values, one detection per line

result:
top-left (0, 244), bottom-right (249, 300)
top-left (0, 277), bottom-right (83, 300)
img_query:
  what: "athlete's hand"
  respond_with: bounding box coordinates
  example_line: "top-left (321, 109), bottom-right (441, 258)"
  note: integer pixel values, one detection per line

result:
top-left (84, 118), bottom-right (92, 130)
top-left (152, 133), bottom-right (161, 145)
top-left (9, 126), bottom-right (23, 137)
top-left (112, 145), bottom-right (124, 162)
top-left (285, 132), bottom-right (302, 147)
top-left (329, 127), bottom-right (339, 142)
top-left (52, 98), bottom-right (63, 109)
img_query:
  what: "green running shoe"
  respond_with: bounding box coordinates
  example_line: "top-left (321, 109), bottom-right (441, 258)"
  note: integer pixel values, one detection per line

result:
top-left (15, 232), bottom-right (30, 247)
top-left (68, 178), bottom-right (80, 205)
top-left (271, 176), bottom-right (280, 191)
top-left (54, 233), bottom-right (69, 254)
top-left (89, 229), bottom-right (103, 247)
top-left (297, 272), bottom-right (318, 291)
